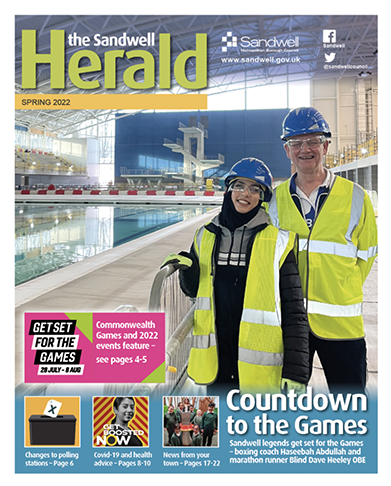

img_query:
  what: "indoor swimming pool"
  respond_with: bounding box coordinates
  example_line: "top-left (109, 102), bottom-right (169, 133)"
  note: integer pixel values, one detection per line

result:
top-left (15, 203), bottom-right (209, 286)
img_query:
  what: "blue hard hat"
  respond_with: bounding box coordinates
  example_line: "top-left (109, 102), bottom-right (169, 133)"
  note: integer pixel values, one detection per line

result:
top-left (225, 157), bottom-right (273, 202)
top-left (281, 107), bottom-right (331, 140)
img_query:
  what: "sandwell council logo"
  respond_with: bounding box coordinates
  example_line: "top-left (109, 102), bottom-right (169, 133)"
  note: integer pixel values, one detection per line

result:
top-left (222, 32), bottom-right (237, 52)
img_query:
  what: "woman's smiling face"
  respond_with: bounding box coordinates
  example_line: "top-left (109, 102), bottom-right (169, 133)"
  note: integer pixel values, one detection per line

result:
top-left (230, 178), bottom-right (262, 214)
top-left (114, 398), bottom-right (135, 425)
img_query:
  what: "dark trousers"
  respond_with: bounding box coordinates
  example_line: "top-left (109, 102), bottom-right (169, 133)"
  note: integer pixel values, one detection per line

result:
top-left (202, 428), bottom-right (214, 447)
top-left (167, 427), bottom-right (175, 445)
top-left (309, 332), bottom-right (367, 395)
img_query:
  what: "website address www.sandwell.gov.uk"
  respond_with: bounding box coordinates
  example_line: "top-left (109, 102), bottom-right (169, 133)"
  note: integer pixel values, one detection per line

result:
top-left (221, 56), bottom-right (300, 64)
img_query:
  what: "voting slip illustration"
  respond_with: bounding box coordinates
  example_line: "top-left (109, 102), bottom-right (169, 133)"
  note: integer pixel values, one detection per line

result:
top-left (43, 399), bottom-right (62, 417)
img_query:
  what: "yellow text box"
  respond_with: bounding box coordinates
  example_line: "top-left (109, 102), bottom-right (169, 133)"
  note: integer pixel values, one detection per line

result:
top-left (15, 94), bottom-right (208, 110)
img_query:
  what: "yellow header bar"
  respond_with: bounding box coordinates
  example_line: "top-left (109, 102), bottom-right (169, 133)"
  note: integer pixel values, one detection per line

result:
top-left (15, 94), bottom-right (208, 110)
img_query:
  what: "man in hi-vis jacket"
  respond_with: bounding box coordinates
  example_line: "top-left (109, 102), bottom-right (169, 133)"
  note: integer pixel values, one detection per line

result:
top-left (268, 107), bottom-right (378, 395)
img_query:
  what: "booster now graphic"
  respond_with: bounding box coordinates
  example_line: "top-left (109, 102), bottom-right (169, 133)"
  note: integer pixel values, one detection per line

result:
top-left (93, 396), bottom-right (149, 447)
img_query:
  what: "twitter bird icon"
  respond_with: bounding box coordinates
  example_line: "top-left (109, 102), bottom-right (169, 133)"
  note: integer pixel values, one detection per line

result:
top-left (325, 52), bottom-right (336, 63)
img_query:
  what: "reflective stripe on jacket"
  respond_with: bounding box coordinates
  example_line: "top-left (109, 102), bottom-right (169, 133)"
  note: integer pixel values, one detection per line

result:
top-left (268, 176), bottom-right (378, 340)
top-left (187, 222), bottom-right (297, 392)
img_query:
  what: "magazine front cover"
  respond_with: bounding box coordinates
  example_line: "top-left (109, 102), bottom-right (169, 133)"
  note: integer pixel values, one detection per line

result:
top-left (12, 9), bottom-right (382, 482)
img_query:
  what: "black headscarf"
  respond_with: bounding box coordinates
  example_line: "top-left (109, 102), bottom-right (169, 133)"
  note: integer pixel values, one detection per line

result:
top-left (219, 190), bottom-right (263, 232)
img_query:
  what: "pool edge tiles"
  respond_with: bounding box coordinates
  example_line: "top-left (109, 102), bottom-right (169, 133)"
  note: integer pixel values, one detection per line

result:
top-left (15, 193), bottom-right (224, 206)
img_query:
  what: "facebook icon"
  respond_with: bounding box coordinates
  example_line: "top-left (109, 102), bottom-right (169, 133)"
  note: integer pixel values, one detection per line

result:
top-left (323, 30), bottom-right (336, 43)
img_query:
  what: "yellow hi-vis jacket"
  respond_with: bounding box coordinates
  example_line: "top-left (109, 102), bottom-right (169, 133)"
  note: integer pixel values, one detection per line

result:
top-left (268, 176), bottom-right (378, 340)
top-left (187, 222), bottom-right (297, 393)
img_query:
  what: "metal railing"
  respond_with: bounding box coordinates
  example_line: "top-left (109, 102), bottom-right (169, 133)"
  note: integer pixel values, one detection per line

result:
top-left (119, 166), bottom-right (192, 178)
top-left (103, 264), bottom-right (195, 397)
top-left (201, 153), bottom-right (225, 163)
top-left (147, 264), bottom-right (195, 395)
top-left (102, 265), bottom-right (195, 397)
top-left (324, 133), bottom-right (378, 168)
top-left (120, 167), bottom-right (165, 176)
top-left (163, 137), bottom-right (184, 148)
top-left (15, 147), bottom-right (87, 175)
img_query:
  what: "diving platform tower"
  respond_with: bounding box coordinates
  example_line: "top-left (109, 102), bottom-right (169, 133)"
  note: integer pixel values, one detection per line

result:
top-left (163, 121), bottom-right (224, 185)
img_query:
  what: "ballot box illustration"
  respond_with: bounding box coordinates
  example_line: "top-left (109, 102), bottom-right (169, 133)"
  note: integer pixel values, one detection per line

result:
top-left (28, 414), bottom-right (77, 445)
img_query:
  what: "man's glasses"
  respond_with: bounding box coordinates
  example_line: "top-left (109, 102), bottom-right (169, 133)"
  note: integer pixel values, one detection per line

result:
top-left (229, 181), bottom-right (263, 195)
top-left (285, 135), bottom-right (327, 150)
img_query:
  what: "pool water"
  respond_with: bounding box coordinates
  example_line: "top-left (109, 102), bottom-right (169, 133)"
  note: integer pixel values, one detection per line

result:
top-left (15, 204), bottom-right (209, 286)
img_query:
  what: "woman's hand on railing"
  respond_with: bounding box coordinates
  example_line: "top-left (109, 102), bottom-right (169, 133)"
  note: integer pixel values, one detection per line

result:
top-left (161, 253), bottom-right (193, 271)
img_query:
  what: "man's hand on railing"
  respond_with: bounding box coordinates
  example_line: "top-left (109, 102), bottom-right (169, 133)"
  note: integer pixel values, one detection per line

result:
top-left (161, 253), bottom-right (193, 271)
